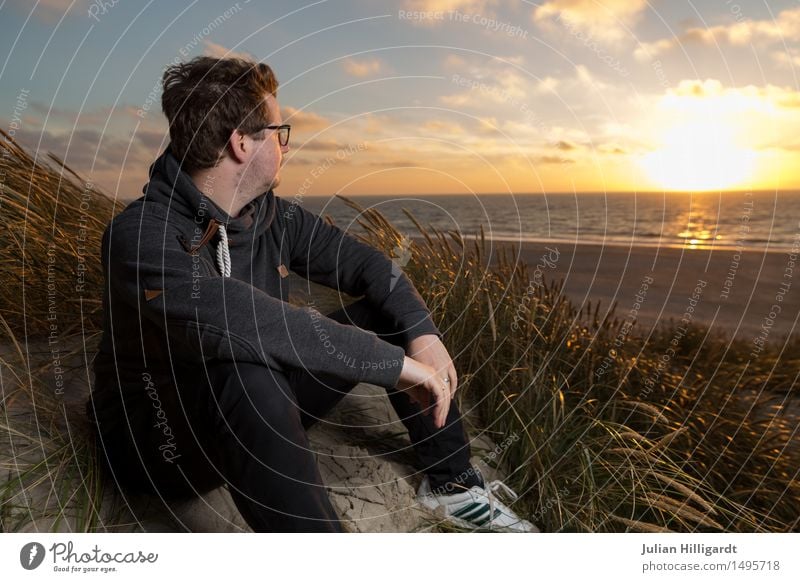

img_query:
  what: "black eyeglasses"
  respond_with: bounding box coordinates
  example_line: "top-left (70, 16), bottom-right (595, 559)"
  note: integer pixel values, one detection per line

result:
top-left (251, 124), bottom-right (291, 147)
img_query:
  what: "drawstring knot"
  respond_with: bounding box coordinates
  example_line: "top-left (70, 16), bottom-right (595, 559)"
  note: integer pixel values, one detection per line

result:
top-left (216, 223), bottom-right (231, 277)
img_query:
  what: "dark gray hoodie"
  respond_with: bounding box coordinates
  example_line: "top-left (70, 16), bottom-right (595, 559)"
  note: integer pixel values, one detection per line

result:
top-left (88, 146), bottom-right (440, 430)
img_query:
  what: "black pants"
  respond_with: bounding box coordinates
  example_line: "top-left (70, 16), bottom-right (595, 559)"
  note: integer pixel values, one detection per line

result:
top-left (99, 297), bottom-right (479, 532)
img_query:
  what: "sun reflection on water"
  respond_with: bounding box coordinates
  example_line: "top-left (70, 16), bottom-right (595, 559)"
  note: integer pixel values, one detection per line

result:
top-left (672, 198), bottom-right (724, 249)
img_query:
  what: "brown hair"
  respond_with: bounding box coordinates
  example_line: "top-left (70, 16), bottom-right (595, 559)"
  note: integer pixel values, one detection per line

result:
top-left (161, 56), bottom-right (279, 172)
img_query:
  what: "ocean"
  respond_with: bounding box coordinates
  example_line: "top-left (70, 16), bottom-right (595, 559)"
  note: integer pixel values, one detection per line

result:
top-left (298, 190), bottom-right (800, 253)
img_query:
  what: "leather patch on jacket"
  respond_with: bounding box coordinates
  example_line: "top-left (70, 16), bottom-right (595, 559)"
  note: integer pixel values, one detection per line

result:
top-left (144, 288), bottom-right (163, 301)
top-left (177, 218), bottom-right (220, 255)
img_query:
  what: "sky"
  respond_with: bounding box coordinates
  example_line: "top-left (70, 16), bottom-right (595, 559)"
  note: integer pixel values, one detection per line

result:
top-left (1, 0), bottom-right (800, 199)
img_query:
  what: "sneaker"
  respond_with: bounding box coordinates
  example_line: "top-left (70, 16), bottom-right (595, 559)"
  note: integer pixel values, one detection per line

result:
top-left (415, 474), bottom-right (540, 532)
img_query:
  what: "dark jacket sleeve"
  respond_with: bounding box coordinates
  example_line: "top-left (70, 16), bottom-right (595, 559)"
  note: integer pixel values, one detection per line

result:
top-left (104, 213), bottom-right (407, 389)
top-left (278, 197), bottom-right (441, 345)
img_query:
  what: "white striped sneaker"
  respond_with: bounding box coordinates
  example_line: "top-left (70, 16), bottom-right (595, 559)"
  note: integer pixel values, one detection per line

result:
top-left (415, 475), bottom-right (540, 532)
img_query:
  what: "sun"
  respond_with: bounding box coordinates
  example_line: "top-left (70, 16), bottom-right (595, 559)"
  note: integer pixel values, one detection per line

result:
top-left (638, 120), bottom-right (756, 192)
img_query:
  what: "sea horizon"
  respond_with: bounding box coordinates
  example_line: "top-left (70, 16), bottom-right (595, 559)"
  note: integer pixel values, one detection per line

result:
top-left (293, 190), bottom-right (800, 254)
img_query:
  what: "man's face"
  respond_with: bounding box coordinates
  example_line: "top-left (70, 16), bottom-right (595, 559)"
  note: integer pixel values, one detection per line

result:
top-left (248, 92), bottom-right (288, 193)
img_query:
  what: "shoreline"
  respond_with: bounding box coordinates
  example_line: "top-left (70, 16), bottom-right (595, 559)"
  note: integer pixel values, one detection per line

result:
top-left (409, 235), bottom-right (799, 342)
top-left (469, 236), bottom-right (794, 255)
top-left (408, 233), bottom-right (796, 255)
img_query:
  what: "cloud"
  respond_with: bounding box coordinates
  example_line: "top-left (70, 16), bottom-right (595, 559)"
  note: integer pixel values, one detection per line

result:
top-left (438, 56), bottom-right (632, 150)
top-left (341, 57), bottom-right (383, 78)
top-left (665, 78), bottom-right (800, 111)
top-left (368, 159), bottom-right (419, 168)
top-left (3, 118), bottom-right (163, 200)
top-left (281, 107), bottom-right (330, 131)
top-left (27, 101), bottom-right (146, 127)
top-left (440, 58), bottom-right (541, 109)
top-left (536, 76), bottom-right (560, 94)
top-left (596, 143), bottom-right (627, 155)
top-left (772, 48), bottom-right (800, 68)
top-left (537, 155), bottom-right (574, 164)
top-left (634, 6), bottom-right (800, 62)
top-left (621, 78), bottom-right (800, 163)
top-left (202, 40), bottom-right (255, 61)
top-left (296, 140), bottom-right (347, 152)
top-left (136, 129), bottom-right (169, 151)
top-left (574, 64), bottom-right (597, 87)
top-left (399, 0), bottom-right (500, 28)
top-left (549, 138), bottom-right (626, 157)
top-left (402, 0), bottom-right (494, 13)
top-left (7, 0), bottom-right (89, 23)
top-left (476, 116), bottom-right (500, 133)
top-left (534, 0), bottom-right (648, 44)
top-left (423, 119), bottom-right (465, 135)
top-left (670, 79), bottom-right (725, 98)
top-left (441, 52), bottom-right (618, 117)
top-left (558, 64), bottom-right (610, 92)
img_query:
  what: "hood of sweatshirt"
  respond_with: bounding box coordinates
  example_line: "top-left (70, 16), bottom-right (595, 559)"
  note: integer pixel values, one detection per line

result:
top-left (141, 145), bottom-right (276, 247)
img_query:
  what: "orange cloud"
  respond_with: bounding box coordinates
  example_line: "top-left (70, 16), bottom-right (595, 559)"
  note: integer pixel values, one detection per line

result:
top-left (341, 57), bottom-right (383, 78)
top-left (281, 107), bottom-right (330, 132)
top-left (9, 0), bottom-right (89, 23)
top-left (634, 6), bottom-right (800, 61)
top-left (535, 0), bottom-right (647, 43)
top-left (202, 40), bottom-right (255, 61)
top-left (403, 0), bottom-right (493, 12)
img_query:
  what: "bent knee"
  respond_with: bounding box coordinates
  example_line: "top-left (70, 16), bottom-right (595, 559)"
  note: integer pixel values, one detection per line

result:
top-left (205, 361), bottom-right (302, 437)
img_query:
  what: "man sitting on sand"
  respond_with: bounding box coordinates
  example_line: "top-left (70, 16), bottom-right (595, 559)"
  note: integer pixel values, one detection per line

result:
top-left (86, 55), bottom-right (536, 533)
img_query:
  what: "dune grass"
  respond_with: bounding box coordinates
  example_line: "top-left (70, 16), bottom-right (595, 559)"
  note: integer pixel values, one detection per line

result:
top-left (0, 128), bottom-right (116, 531)
top-left (0, 128), bottom-right (114, 339)
top-left (1, 129), bottom-right (798, 532)
top-left (0, 305), bottom-right (111, 532)
top-left (339, 195), bottom-right (800, 533)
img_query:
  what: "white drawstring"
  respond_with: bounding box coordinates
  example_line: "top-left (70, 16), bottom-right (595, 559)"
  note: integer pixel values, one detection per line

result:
top-left (486, 479), bottom-right (519, 502)
top-left (216, 223), bottom-right (231, 277)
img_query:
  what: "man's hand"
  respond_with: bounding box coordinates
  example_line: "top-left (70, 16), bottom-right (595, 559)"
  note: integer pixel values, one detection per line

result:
top-left (395, 356), bottom-right (451, 429)
top-left (406, 334), bottom-right (458, 397)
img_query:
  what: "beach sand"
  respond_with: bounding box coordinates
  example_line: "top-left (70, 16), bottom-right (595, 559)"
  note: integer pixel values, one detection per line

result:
top-left (483, 240), bottom-right (799, 344)
top-left (303, 235), bottom-right (797, 344)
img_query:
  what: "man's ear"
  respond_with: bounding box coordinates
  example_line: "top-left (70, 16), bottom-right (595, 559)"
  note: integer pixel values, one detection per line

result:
top-left (227, 129), bottom-right (249, 164)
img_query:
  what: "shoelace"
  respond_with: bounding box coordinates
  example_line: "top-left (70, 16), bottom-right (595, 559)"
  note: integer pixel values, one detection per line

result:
top-left (216, 223), bottom-right (231, 278)
top-left (471, 479), bottom-right (520, 528)
top-left (485, 479), bottom-right (519, 503)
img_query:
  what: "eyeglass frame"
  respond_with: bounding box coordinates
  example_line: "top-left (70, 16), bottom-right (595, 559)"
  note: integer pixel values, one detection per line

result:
top-left (247, 123), bottom-right (291, 147)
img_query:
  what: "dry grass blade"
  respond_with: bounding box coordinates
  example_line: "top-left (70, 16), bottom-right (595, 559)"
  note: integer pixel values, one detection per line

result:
top-left (649, 426), bottom-right (689, 455)
top-left (609, 514), bottom-right (675, 533)
top-left (645, 469), bottom-right (718, 515)
top-left (485, 290), bottom-right (497, 343)
top-left (643, 492), bottom-right (724, 530)
top-left (0, 128), bottom-right (116, 337)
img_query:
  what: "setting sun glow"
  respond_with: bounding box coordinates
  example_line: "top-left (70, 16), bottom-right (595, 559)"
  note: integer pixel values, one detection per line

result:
top-left (639, 121), bottom-right (756, 192)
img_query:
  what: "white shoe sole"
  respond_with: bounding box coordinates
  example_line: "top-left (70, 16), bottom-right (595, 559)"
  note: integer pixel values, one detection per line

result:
top-left (416, 494), bottom-right (540, 533)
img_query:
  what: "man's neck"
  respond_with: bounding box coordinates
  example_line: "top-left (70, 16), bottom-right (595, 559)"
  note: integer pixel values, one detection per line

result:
top-left (188, 167), bottom-right (251, 218)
